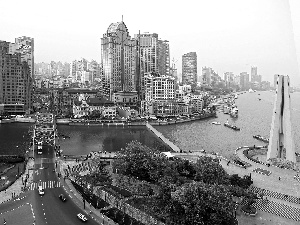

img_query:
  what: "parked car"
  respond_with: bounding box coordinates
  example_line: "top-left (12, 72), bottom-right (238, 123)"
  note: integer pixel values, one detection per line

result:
top-left (77, 213), bottom-right (88, 222)
top-left (59, 194), bottom-right (66, 202)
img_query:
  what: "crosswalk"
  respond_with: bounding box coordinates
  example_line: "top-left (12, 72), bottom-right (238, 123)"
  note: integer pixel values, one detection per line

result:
top-left (253, 199), bottom-right (300, 221)
top-left (29, 180), bottom-right (61, 190)
top-left (249, 186), bottom-right (300, 205)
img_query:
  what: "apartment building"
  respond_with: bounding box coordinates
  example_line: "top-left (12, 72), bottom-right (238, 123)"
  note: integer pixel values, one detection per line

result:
top-left (182, 52), bottom-right (197, 85)
top-left (0, 40), bottom-right (32, 113)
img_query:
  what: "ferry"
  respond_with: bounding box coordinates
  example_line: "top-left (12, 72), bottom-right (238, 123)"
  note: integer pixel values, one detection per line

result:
top-left (224, 121), bottom-right (240, 131)
top-left (14, 115), bottom-right (36, 123)
top-left (253, 135), bottom-right (269, 143)
top-left (0, 118), bottom-right (15, 123)
top-left (56, 118), bottom-right (70, 124)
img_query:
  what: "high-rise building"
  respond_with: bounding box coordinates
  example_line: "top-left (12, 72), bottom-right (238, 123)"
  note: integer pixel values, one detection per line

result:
top-left (224, 72), bottom-right (234, 87)
top-left (101, 21), bottom-right (136, 100)
top-left (9, 36), bottom-right (34, 80)
top-left (251, 66), bottom-right (257, 82)
top-left (0, 40), bottom-right (32, 113)
top-left (240, 72), bottom-right (250, 90)
top-left (135, 33), bottom-right (159, 74)
top-left (182, 52), bottom-right (197, 85)
top-left (201, 67), bottom-right (213, 86)
top-left (158, 39), bottom-right (170, 76)
top-left (134, 33), bottom-right (170, 100)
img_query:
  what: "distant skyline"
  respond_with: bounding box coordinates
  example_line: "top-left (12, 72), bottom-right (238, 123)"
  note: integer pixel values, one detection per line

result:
top-left (1, 0), bottom-right (299, 85)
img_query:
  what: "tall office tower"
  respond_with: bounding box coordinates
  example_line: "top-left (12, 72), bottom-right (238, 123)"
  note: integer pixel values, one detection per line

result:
top-left (201, 67), bottom-right (212, 86)
top-left (0, 40), bottom-right (32, 111)
top-left (251, 66), bottom-right (257, 82)
top-left (144, 73), bottom-right (175, 102)
top-left (101, 21), bottom-right (136, 100)
top-left (182, 52), bottom-right (197, 85)
top-left (240, 72), bottom-right (250, 90)
top-left (135, 33), bottom-right (159, 74)
top-left (134, 33), bottom-right (170, 100)
top-left (158, 39), bottom-right (170, 75)
top-left (9, 36), bottom-right (34, 80)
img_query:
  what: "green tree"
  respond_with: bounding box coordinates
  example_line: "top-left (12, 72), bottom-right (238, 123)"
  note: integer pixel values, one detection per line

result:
top-left (170, 182), bottom-right (235, 225)
top-left (193, 156), bottom-right (229, 185)
top-left (112, 141), bottom-right (168, 182)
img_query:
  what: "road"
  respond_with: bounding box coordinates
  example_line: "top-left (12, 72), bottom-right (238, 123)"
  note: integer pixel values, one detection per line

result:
top-left (32, 144), bottom-right (100, 225)
top-left (0, 144), bottom-right (100, 225)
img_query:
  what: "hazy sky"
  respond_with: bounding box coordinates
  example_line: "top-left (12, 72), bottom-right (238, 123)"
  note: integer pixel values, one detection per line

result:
top-left (1, 0), bottom-right (299, 85)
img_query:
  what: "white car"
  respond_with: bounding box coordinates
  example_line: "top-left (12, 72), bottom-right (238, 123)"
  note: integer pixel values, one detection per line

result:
top-left (38, 186), bottom-right (44, 195)
top-left (77, 213), bottom-right (88, 222)
top-left (38, 145), bottom-right (42, 150)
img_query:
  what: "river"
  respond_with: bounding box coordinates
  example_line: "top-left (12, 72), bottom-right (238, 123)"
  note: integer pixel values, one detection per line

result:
top-left (0, 91), bottom-right (299, 159)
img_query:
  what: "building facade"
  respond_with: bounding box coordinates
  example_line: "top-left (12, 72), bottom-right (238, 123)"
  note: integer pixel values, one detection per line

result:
top-left (9, 36), bottom-right (34, 81)
top-left (182, 52), bottom-right (197, 85)
top-left (157, 39), bottom-right (170, 76)
top-left (239, 72), bottom-right (250, 90)
top-left (0, 40), bottom-right (32, 113)
top-left (101, 21), bottom-right (136, 100)
top-left (144, 73), bottom-right (175, 102)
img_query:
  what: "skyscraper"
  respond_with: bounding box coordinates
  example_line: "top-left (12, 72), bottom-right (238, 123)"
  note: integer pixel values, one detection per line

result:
top-left (251, 66), bottom-right (258, 82)
top-left (101, 21), bottom-right (136, 100)
top-left (158, 39), bottom-right (170, 76)
top-left (9, 36), bottom-right (34, 80)
top-left (240, 72), bottom-right (250, 90)
top-left (201, 67), bottom-right (212, 86)
top-left (182, 52), bottom-right (197, 85)
top-left (0, 40), bottom-right (32, 112)
top-left (134, 32), bottom-right (170, 101)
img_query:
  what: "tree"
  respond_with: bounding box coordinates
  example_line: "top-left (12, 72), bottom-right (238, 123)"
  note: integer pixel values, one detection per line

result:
top-left (112, 141), bottom-right (168, 182)
top-left (193, 156), bottom-right (229, 185)
top-left (169, 182), bottom-right (235, 225)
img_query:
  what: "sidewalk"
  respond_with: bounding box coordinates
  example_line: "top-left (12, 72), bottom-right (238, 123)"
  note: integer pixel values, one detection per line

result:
top-left (0, 158), bottom-right (35, 205)
top-left (56, 157), bottom-right (117, 225)
top-left (235, 147), bottom-right (300, 198)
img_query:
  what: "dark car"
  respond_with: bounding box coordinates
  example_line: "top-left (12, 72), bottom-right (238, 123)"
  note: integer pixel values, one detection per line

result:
top-left (59, 194), bottom-right (66, 202)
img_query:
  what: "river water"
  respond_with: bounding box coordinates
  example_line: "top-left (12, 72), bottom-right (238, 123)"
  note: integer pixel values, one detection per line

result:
top-left (1, 91), bottom-right (299, 159)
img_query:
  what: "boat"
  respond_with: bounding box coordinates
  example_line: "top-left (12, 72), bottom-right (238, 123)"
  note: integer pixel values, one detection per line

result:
top-left (253, 135), bottom-right (269, 143)
top-left (212, 121), bottom-right (221, 125)
top-left (14, 115), bottom-right (36, 123)
top-left (224, 121), bottom-right (240, 131)
top-left (230, 106), bottom-right (238, 118)
top-left (223, 105), bottom-right (231, 114)
top-left (56, 118), bottom-right (70, 124)
top-left (0, 118), bottom-right (15, 123)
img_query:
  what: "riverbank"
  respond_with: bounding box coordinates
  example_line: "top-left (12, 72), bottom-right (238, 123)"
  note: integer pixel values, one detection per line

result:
top-left (64, 112), bottom-right (217, 126)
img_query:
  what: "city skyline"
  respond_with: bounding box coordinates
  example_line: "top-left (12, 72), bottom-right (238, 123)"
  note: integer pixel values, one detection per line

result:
top-left (1, 0), bottom-right (299, 85)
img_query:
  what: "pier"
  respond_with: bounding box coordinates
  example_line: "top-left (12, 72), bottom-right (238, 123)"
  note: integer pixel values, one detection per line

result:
top-left (146, 122), bottom-right (181, 153)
